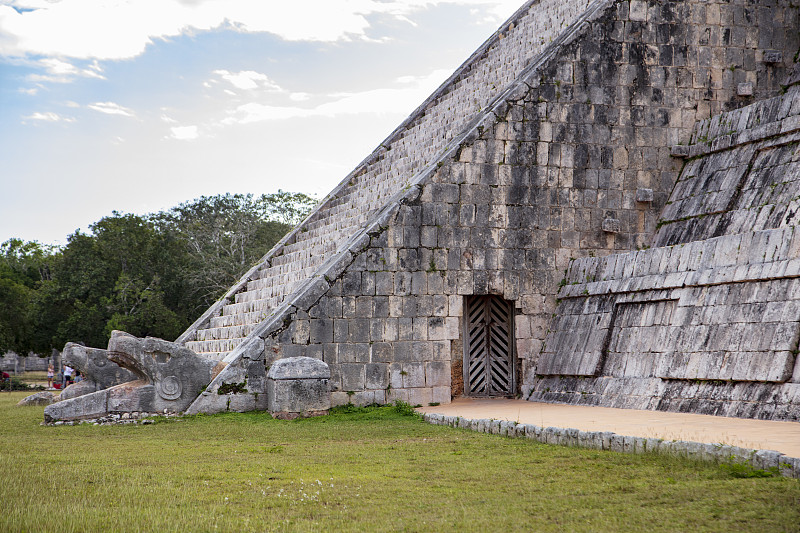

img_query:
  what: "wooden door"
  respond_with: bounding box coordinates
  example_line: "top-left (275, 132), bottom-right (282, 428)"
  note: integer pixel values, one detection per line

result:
top-left (464, 295), bottom-right (515, 396)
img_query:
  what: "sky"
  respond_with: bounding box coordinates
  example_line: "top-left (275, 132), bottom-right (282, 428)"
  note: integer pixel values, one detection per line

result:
top-left (0, 0), bottom-right (522, 245)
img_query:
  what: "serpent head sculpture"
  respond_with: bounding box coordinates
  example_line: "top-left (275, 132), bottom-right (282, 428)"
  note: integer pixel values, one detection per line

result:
top-left (45, 331), bottom-right (225, 422)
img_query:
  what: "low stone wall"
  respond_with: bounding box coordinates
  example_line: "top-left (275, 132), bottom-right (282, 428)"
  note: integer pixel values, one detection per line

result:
top-left (0, 352), bottom-right (55, 373)
top-left (530, 226), bottom-right (800, 420)
top-left (422, 412), bottom-right (800, 479)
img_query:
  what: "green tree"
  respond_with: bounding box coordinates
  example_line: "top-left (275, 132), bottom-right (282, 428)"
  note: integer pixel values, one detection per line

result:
top-left (153, 192), bottom-right (313, 311)
top-left (258, 189), bottom-right (317, 225)
top-left (33, 213), bottom-right (187, 348)
top-left (1, 190), bottom-right (314, 352)
top-left (0, 276), bottom-right (32, 354)
top-left (0, 239), bottom-right (57, 354)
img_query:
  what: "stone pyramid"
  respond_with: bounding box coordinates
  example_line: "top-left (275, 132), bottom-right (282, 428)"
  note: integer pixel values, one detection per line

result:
top-left (167, 0), bottom-right (800, 420)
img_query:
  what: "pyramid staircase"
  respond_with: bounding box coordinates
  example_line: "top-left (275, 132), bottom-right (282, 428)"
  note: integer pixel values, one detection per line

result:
top-left (177, 0), bottom-right (608, 361)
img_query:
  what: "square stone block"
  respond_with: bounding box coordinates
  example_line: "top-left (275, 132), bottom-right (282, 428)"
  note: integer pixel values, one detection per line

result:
top-left (763, 50), bottom-right (783, 64)
top-left (737, 82), bottom-right (754, 96)
top-left (602, 218), bottom-right (621, 233)
top-left (266, 357), bottom-right (331, 418)
top-left (670, 145), bottom-right (690, 158)
top-left (635, 188), bottom-right (654, 203)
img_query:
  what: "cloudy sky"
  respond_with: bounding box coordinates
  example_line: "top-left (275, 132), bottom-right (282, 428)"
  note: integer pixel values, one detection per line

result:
top-left (0, 0), bottom-right (522, 245)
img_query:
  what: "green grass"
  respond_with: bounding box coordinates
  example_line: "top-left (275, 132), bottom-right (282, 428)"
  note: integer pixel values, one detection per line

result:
top-left (1, 392), bottom-right (799, 532)
top-left (17, 370), bottom-right (50, 387)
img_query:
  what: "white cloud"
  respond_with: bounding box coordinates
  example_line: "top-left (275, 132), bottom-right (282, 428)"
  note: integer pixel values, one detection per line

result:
top-left (88, 101), bottom-right (135, 117)
top-left (23, 111), bottom-right (74, 122)
top-left (18, 86), bottom-right (37, 95)
top-left (214, 69), bottom-right (280, 91)
top-left (26, 57), bottom-right (105, 83)
top-left (0, 1), bottom-right (520, 62)
top-left (169, 125), bottom-right (199, 140)
top-left (222, 68), bottom-right (450, 124)
top-left (223, 103), bottom-right (313, 124)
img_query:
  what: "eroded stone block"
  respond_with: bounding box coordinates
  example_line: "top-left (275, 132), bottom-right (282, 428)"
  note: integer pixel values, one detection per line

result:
top-left (602, 218), bottom-right (621, 233)
top-left (670, 145), bottom-right (690, 158)
top-left (266, 356), bottom-right (330, 419)
top-left (737, 82), bottom-right (754, 97)
top-left (763, 50), bottom-right (783, 64)
top-left (635, 188), bottom-right (654, 203)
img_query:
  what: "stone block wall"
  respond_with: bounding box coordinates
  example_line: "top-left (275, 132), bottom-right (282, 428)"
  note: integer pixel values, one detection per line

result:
top-left (185, 0), bottom-right (800, 415)
top-left (0, 352), bottom-right (55, 373)
top-left (656, 85), bottom-right (800, 245)
top-left (532, 225), bottom-right (800, 419)
top-left (529, 85), bottom-right (800, 421)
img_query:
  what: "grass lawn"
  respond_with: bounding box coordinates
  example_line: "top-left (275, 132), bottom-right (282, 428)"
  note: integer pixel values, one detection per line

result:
top-left (16, 370), bottom-right (50, 388)
top-left (1, 391), bottom-right (798, 532)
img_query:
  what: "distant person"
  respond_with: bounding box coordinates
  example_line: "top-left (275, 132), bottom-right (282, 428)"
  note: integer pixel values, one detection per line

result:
top-left (63, 365), bottom-right (74, 387)
top-left (74, 370), bottom-right (82, 383)
top-left (47, 363), bottom-right (54, 388)
top-left (1, 370), bottom-right (9, 391)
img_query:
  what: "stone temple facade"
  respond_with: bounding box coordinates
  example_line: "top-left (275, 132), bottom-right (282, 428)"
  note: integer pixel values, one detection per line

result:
top-left (67, 0), bottom-right (800, 421)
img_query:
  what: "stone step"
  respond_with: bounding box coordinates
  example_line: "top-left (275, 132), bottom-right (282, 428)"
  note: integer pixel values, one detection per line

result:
top-left (194, 324), bottom-right (256, 341)
top-left (192, 351), bottom-right (226, 360)
top-left (209, 311), bottom-right (270, 329)
top-left (241, 272), bottom-right (317, 300)
top-left (184, 338), bottom-right (241, 355)
top-left (221, 298), bottom-right (277, 319)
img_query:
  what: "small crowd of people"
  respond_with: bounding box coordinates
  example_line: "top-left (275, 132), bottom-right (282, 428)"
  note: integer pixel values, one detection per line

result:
top-left (0, 363), bottom-right (82, 390)
top-left (46, 363), bottom-right (82, 389)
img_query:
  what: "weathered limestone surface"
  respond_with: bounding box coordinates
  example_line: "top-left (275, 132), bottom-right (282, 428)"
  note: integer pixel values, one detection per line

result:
top-left (186, 0), bottom-right (800, 417)
top-left (58, 342), bottom-right (136, 401)
top-left (527, 84), bottom-right (800, 420)
top-left (17, 392), bottom-right (55, 406)
top-left (44, 331), bottom-right (223, 422)
top-left (656, 85), bottom-right (800, 246)
top-left (266, 357), bottom-right (330, 419)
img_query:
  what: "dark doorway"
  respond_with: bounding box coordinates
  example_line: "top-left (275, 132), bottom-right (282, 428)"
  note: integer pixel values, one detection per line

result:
top-left (463, 295), bottom-right (515, 396)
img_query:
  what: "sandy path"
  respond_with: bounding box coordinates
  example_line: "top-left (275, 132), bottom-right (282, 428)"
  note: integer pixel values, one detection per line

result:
top-left (418, 398), bottom-right (800, 457)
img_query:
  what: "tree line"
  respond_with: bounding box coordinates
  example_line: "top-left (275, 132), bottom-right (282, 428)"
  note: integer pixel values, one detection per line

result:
top-left (0, 191), bottom-right (316, 355)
